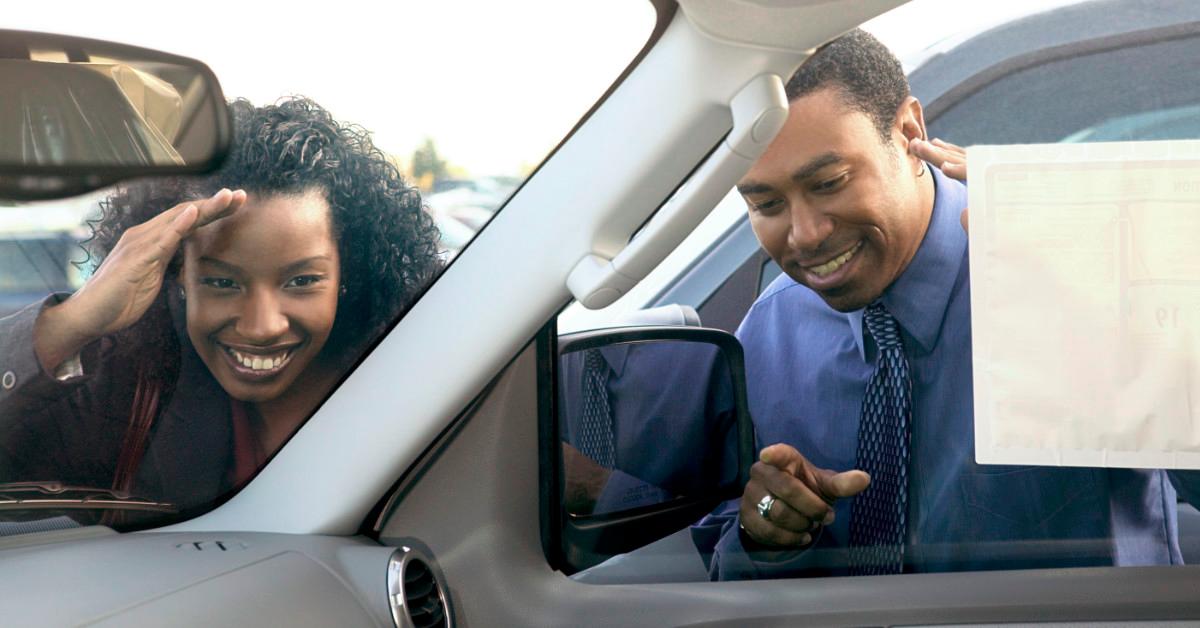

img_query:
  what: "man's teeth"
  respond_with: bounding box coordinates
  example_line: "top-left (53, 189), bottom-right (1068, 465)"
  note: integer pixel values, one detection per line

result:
top-left (810, 242), bottom-right (862, 278)
top-left (228, 348), bottom-right (289, 371)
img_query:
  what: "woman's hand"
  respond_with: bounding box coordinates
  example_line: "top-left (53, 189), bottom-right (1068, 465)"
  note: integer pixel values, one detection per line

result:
top-left (34, 189), bottom-right (246, 372)
top-left (910, 137), bottom-right (969, 232)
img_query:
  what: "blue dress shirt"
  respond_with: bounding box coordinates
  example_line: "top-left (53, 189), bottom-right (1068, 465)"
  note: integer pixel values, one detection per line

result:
top-left (692, 167), bottom-right (1200, 580)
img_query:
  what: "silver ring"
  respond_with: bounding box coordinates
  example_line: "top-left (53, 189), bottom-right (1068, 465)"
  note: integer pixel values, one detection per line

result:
top-left (756, 494), bottom-right (777, 522)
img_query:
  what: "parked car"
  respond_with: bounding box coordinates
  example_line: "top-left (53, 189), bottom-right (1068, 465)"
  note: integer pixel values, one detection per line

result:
top-left (0, 201), bottom-right (93, 317)
top-left (2, 1), bottom-right (1200, 627)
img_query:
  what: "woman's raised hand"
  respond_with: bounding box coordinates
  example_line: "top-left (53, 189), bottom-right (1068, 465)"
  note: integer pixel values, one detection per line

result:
top-left (34, 189), bottom-right (246, 371)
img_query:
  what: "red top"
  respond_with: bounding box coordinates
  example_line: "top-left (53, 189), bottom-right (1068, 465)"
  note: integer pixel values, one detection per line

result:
top-left (228, 400), bottom-right (266, 488)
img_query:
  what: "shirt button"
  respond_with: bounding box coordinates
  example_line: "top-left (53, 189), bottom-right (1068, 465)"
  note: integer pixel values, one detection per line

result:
top-left (1, 371), bottom-right (14, 390)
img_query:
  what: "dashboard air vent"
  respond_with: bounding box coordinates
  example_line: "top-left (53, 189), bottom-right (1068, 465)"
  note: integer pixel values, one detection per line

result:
top-left (388, 546), bottom-right (451, 628)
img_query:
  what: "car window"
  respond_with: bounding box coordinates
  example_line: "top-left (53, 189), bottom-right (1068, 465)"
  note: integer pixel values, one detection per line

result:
top-left (554, 0), bottom-right (1200, 584)
top-left (0, 0), bottom-right (655, 534)
top-left (929, 33), bottom-right (1200, 145)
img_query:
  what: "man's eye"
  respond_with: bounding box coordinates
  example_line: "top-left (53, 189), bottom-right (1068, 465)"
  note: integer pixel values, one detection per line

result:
top-left (751, 198), bottom-right (784, 215)
top-left (285, 275), bottom-right (324, 288)
top-left (812, 174), bottom-right (849, 194)
top-left (200, 277), bottom-right (238, 290)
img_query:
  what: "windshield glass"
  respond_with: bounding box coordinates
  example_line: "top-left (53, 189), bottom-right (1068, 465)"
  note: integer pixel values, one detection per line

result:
top-left (0, 0), bottom-right (655, 532)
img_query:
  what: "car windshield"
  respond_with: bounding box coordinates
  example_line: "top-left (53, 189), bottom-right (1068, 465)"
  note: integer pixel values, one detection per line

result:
top-left (0, 0), bottom-right (655, 533)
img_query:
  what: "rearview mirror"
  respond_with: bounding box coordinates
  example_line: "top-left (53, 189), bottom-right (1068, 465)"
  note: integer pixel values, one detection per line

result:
top-left (546, 326), bottom-right (754, 573)
top-left (0, 29), bottom-right (231, 200)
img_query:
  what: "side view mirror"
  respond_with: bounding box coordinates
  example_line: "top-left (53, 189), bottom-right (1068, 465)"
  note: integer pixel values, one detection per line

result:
top-left (545, 325), bottom-right (754, 573)
top-left (0, 29), bottom-right (231, 200)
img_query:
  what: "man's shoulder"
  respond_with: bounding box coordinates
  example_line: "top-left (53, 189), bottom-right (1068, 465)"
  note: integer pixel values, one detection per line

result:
top-left (737, 273), bottom-right (844, 341)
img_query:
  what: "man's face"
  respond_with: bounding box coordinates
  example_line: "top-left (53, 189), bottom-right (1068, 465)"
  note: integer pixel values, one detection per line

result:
top-left (182, 189), bottom-right (341, 403)
top-left (737, 88), bottom-right (930, 312)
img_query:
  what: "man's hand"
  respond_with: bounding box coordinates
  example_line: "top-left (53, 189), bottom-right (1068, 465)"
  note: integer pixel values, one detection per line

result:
top-left (739, 443), bottom-right (870, 548)
top-left (561, 442), bottom-right (611, 515)
top-left (910, 137), bottom-right (969, 233)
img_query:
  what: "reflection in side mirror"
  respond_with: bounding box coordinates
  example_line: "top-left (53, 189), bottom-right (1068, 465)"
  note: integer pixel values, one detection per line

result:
top-left (0, 29), bottom-right (231, 200)
top-left (549, 326), bottom-right (754, 573)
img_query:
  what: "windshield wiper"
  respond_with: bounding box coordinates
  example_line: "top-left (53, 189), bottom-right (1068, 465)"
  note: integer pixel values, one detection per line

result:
top-left (0, 481), bottom-right (177, 513)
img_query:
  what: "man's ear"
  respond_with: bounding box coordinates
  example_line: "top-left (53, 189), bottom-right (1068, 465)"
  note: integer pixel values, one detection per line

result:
top-left (894, 96), bottom-right (927, 167)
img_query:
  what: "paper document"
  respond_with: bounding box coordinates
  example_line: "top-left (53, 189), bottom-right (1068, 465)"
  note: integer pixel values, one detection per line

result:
top-left (969, 140), bottom-right (1200, 469)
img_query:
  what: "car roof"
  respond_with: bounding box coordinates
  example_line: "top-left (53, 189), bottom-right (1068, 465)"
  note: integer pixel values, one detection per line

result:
top-left (908, 0), bottom-right (1200, 110)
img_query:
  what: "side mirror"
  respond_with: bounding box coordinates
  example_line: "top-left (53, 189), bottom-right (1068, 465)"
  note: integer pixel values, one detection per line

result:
top-left (0, 29), bottom-right (231, 200)
top-left (545, 326), bottom-right (754, 573)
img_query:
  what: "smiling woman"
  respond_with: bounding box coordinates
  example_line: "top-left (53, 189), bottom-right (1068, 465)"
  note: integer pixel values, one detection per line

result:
top-left (0, 97), bottom-right (442, 527)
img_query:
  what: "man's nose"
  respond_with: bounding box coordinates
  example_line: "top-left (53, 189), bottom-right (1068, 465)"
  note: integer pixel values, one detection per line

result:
top-left (787, 202), bottom-right (835, 253)
top-left (236, 288), bottom-right (288, 342)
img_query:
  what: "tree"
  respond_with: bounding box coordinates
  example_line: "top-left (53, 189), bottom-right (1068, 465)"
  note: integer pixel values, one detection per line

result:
top-left (410, 138), bottom-right (448, 186)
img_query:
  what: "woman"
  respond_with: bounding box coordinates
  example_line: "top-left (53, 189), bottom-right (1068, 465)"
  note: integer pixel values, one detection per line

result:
top-left (0, 98), bottom-right (442, 522)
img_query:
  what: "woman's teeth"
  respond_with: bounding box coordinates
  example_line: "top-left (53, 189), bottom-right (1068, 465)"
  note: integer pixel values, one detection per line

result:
top-left (227, 348), bottom-right (289, 371)
top-left (810, 241), bottom-right (862, 278)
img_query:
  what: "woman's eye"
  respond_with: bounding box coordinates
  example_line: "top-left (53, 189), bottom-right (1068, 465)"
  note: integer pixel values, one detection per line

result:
top-left (285, 275), bottom-right (324, 288)
top-left (200, 277), bottom-right (238, 290)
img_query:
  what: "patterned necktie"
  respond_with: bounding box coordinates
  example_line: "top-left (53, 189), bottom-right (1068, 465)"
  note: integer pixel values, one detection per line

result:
top-left (848, 302), bottom-right (913, 575)
top-left (579, 349), bottom-right (615, 469)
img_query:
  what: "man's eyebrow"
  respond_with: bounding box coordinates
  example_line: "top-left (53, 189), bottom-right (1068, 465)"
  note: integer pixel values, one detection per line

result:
top-left (736, 181), bottom-right (773, 195)
top-left (736, 152), bottom-right (847, 195)
top-left (792, 151), bottom-right (845, 182)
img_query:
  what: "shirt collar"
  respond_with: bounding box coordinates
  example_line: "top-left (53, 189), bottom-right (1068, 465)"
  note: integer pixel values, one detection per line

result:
top-left (848, 165), bottom-right (967, 360)
top-left (598, 343), bottom-right (631, 377)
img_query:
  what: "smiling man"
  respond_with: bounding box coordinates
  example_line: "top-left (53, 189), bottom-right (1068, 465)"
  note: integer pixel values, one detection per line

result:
top-left (692, 29), bottom-right (1200, 580)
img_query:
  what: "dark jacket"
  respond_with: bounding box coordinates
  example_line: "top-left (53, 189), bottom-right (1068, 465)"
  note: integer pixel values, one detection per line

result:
top-left (0, 295), bottom-right (237, 517)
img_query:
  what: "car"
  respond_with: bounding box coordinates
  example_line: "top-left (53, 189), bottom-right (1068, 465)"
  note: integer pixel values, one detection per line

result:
top-left (2, 1), bottom-right (1200, 626)
top-left (0, 198), bottom-right (95, 317)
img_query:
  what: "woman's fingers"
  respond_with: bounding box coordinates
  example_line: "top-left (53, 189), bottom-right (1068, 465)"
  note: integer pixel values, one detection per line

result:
top-left (939, 160), bottom-right (967, 181)
top-left (155, 204), bottom-right (199, 258)
top-left (193, 188), bottom-right (246, 231)
top-left (932, 137), bottom-right (965, 154)
top-left (137, 189), bottom-right (245, 264)
top-left (910, 137), bottom-right (967, 182)
top-left (142, 188), bottom-right (245, 237)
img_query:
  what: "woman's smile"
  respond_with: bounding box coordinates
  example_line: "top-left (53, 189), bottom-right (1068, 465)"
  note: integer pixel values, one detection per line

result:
top-left (217, 341), bottom-right (302, 379)
top-left (183, 189), bottom-right (341, 403)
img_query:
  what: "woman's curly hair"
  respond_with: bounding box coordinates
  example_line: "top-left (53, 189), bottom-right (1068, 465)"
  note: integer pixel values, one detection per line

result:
top-left (88, 97), bottom-right (443, 366)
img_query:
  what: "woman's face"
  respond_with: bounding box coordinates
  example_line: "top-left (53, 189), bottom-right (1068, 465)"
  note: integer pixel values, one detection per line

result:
top-left (181, 189), bottom-right (341, 403)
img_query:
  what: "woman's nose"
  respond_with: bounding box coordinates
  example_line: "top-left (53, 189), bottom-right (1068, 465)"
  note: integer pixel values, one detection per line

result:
top-left (235, 289), bottom-right (288, 342)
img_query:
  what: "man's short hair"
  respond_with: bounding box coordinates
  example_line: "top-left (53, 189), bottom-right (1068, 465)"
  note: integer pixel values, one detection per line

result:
top-left (785, 28), bottom-right (909, 144)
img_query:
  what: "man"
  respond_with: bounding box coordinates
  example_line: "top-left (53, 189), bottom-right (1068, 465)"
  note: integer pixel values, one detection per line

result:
top-left (692, 29), bottom-right (1200, 580)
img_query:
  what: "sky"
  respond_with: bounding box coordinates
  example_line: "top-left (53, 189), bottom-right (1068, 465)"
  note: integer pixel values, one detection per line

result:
top-left (4, 0), bottom-right (1089, 177)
